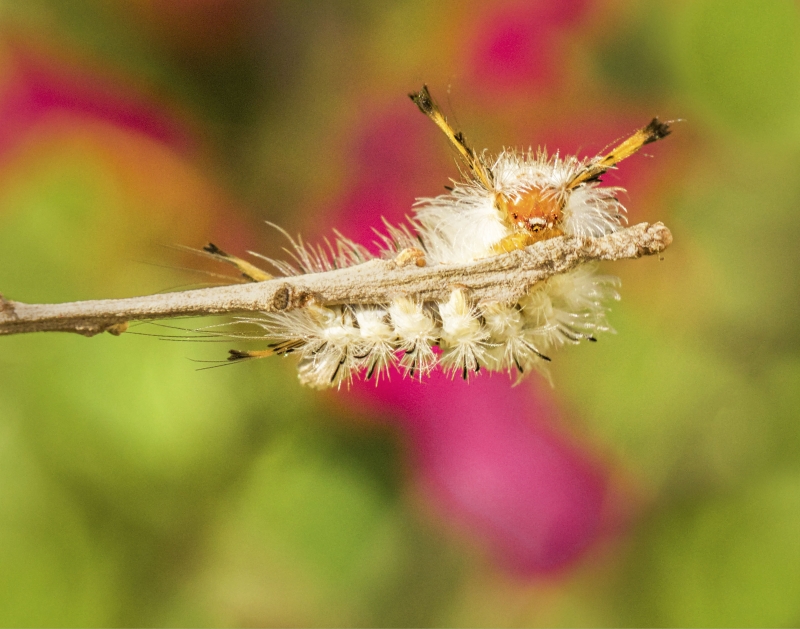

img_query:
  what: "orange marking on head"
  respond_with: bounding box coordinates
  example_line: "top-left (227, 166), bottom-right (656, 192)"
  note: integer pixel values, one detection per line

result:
top-left (497, 187), bottom-right (565, 246)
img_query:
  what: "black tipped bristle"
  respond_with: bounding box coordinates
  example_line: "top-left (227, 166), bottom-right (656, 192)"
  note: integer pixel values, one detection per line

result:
top-left (228, 349), bottom-right (251, 361)
top-left (203, 242), bottom-right (224, 255)
top-left (409, 85), bottom-right (434, 114)
top-left (330, 357), bottom-right (345, 383)
top-left (643, 118), bottom-right (671, 144)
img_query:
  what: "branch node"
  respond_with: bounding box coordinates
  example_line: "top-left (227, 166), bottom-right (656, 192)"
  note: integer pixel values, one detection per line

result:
top-left (271, 284), bottom-right (291, 311)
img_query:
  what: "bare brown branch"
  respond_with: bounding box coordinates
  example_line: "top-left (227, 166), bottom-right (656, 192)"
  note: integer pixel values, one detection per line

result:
top-left (0, 222), bottom-right (672, 338)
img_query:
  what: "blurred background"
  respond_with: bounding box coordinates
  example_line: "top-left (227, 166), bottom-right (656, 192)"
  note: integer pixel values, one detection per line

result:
top-left (1, 0), bottom-right (799, 625)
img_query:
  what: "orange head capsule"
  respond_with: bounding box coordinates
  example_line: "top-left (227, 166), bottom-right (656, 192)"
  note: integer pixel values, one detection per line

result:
top-left (497, 186), bottom-right (565, 246)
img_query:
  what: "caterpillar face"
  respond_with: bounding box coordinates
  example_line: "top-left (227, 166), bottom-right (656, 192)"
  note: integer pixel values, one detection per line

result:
top-left (497, 184), bottom-right (565, 244)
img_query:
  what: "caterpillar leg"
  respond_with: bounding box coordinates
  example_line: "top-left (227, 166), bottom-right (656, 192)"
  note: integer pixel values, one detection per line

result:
top-left (492, 232), bottom-right (534, 254)
top-left (491, 227), bottom-right (565, 254)
top-left (393, 247), bottom-right (426, 267)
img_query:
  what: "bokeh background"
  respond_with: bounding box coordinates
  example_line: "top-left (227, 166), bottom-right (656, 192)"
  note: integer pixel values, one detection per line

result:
top-left (1, 0), bottom-right (799, 626)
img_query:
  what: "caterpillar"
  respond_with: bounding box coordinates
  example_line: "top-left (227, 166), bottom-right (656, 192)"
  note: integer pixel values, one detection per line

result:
top-left (218, 86), bottom-right (671, 388)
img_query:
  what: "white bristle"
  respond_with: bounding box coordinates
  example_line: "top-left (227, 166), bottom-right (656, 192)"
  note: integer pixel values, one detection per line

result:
top-left (294, 305), bottom-right (361, 389)
top-left (354, 307), bottom-right (396, 382)
top-left (438, 289), bottom-right (490, 378)
top-left (388, 296), bottom-right (439, 376)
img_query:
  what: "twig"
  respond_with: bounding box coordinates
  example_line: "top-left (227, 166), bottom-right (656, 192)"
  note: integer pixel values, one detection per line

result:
top-left (0, 222), bottom-right (672, 338)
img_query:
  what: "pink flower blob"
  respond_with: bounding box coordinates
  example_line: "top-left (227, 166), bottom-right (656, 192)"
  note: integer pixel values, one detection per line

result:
top-left (350, 372), bottom-right (611, 575)
top-left (0, 46), bottom-right (191, 161)
top-left (467, 0), bottom-right (591, 94)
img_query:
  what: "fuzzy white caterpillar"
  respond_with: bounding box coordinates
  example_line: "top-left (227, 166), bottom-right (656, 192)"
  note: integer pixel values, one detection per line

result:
top-left (221, 86), bottom-right (671, 388)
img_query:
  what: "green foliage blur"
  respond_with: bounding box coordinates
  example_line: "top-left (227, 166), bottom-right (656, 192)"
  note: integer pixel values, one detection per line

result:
top-left (1, 0), bottom-right (800, 626)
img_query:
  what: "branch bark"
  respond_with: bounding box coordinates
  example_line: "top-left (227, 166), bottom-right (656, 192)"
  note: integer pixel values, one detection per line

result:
top-left (0, 221), bottom-right (672, 338)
